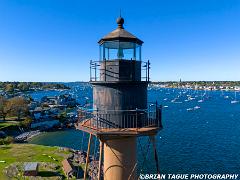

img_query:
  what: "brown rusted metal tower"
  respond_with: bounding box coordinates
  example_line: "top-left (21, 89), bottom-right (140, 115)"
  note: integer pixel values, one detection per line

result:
top-left (76, 16), bottom-right (162, 180)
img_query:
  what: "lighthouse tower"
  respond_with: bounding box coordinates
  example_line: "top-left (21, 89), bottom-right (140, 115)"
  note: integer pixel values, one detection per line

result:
top-left (76, 17), bottom-right (162, 180)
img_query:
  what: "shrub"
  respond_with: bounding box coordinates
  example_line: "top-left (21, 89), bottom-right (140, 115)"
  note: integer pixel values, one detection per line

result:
top-left (0, 136), bottom-right (14, 145)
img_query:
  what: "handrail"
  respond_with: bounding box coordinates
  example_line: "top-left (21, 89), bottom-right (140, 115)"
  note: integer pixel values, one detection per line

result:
top-left (89, 60), bottom-right (150, 82)
top-left (77, 104), bottom-right (162, 130)
top-left (78, 101), bottom-right (160, 112)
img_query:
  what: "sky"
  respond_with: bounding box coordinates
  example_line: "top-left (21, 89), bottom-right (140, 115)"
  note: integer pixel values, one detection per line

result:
top-left (0, 0), bottom-right (240, 82)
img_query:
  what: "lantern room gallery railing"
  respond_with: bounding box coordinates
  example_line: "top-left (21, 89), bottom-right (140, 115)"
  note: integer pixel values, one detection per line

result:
top-left (77, 103), bottom-right (162, 130)
top-left (89, 60), bottom-right (150, 82)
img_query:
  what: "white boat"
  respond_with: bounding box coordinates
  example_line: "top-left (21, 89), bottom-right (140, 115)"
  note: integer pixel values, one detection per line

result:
top-left (231, 91), bottom-right (239, 104)
top-left (198, 91), bottom-right (205, 102)
top-left (188, 97), bottom-right (195, 101)
top-left (231, 100), bottom-right (239, 104)
top-left (171, 98), bottom-right (182, 103)
top-left (194, 106), bottom-right (201, 110)
top-left (171, 98), bottom-right (177, 102)
top-left (220, 89), bottom-right (224, 97)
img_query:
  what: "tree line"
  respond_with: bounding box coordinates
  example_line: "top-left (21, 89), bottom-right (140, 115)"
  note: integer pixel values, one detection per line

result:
top-left (0, 82), bottom-right (70, 93)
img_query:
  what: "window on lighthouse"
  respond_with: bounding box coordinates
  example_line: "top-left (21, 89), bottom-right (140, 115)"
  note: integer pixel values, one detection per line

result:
top-left (117, 48), bottom-right (124, 59)
top-left (100, 41), bottom-right (141, 61)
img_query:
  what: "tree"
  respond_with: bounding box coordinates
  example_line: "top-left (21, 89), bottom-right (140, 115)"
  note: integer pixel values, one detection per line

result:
top-left (7, 97), bottom-right (28, 121)
top-left (0, 136), bottom-right (14, 145)
top-left (20, 116), bottom-right (32, 128)
top-left (17, 82), bottom-right (29, 91)
top-left (4, 136), bottom-right (14, 145)
top-left (5, 84), bottom-right (14, 93)
top-left (0, 96), bottom-right (8, 120)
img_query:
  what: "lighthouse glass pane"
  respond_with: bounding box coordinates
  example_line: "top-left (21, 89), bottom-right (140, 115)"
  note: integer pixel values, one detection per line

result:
top-left (99, 44), bottom-right (104, 60)
top-left (108, 48), bottom-right (118, 60)
top-left (135, 45), bottom-right (141, 61)
top-left (100, 41), bottom-right (141, 61)
top-left (122, 48), bottom-right (134, 60)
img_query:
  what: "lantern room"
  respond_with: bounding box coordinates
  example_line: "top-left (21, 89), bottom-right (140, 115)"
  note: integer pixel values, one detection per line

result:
top-left (98, 17), bottom-right (143, 61)
top-left (90, 17), bottom-right (149, 82)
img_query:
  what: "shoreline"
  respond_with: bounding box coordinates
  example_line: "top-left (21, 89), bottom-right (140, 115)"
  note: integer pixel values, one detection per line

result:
top-left (27, 128), bottom-right (75, 143)
top-left (14, 130), bottom-right (43, 142)
top-left (148, 86), bottom-right (240, 91)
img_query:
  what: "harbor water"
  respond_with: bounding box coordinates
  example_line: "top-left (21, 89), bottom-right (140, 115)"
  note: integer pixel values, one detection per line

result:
top-left (29, 83), bottom-right (240, 174)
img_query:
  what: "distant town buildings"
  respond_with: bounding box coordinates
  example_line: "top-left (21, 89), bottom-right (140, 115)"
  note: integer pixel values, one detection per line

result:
top-left (27, 94), bottom-right (78, 130)
top-left (149, 81), bottom-right (240, 91)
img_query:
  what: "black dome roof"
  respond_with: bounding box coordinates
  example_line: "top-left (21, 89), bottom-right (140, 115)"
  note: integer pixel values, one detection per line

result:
top-left (98, 17), bottom-right (143, 45)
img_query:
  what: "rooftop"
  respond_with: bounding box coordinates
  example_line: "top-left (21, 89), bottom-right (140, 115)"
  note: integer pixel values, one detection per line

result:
top-left (98, 17), bottom-right (143, 45)
top-left (24, 162), bottom-right (38, 171)
top-left (62, 159), bottom-right (74, 175)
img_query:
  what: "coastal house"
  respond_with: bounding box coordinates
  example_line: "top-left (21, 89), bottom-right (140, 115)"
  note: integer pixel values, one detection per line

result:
top-left (49, 104), bottom-right (67, 112)
top-left (41, 94), bottom-right (77, 107)
top-left (31, 106), bottom-right (60, 121)
top-left (28, 101), bottom-right (40, 110)
top-left (31, 107), bottom-right (50, 120)
top-left (41, 96), bottom-right (58, 104)
top-left (23, 162), bottom-right (39, 176)
top-left (32, 107), bottom-right (43, 120)
top-left (62, 159), bottom-right (76, 179)
top-left (58, 94), bottom-right (77, 107)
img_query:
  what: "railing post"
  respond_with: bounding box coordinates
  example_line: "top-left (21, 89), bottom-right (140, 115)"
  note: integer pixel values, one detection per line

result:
top-left (155, 101), bottom-right (159, 127)
top-left (90, 60), bottom-right (92, 82)
top-left (148, 104), bottom-right (150, 127)
top-left (156, 101), bottom-right (158, 126)
top-left (104, 59), bottom-right (106, 81)
top-left (145, 62), bottom-right (147, 81)
top-left (123, 112), bottom-right (125, 128)
top-left (147, 60), bottom-right (150, 82)
top-left (96, 108), bottom-right (99, 130)
top-left (135, 108), bottom-right (138, 128)
top-left (95, 62), bottom-right (97, 81)
top-left (159, 105), bottom-right (162, 128)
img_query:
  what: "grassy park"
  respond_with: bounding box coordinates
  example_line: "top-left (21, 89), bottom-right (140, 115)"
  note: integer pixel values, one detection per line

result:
top-left (0, 120), bottom-right (19, 130)
top-left (0, 144), bottom-right (71, 179)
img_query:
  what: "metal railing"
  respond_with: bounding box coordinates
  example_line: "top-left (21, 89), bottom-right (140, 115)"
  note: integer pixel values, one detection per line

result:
top-left (89, 60), bottom-right (150, 82)
top-left (77, 103), bottom-right (162, 130)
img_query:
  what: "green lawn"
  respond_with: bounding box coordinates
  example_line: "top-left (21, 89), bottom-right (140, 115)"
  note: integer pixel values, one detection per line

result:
top-left (2, 116), bottom-right (19, 121)
top-left (0, 121), bottom-right (19, 130)
top-left (0, 144), bottom-right (71, 179)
